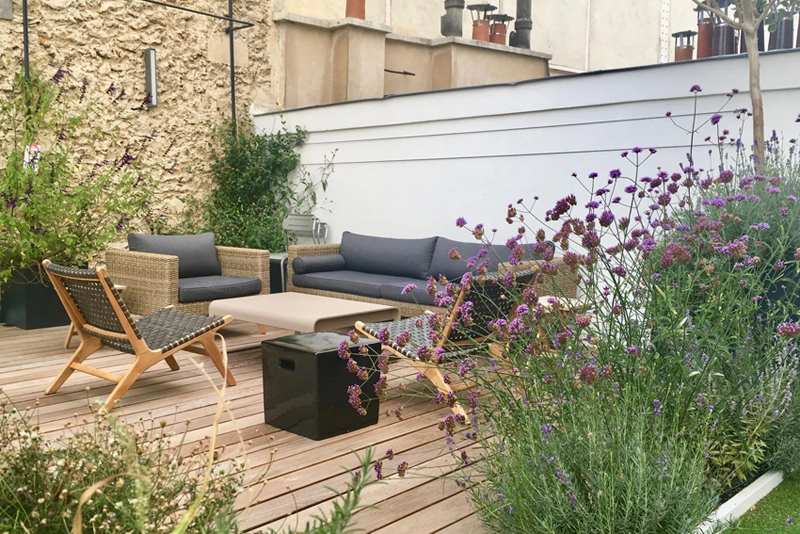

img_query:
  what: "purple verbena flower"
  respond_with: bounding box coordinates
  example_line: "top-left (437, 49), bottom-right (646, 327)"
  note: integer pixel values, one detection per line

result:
top-left (777, 322), bottom-right (800, 339)
top-left (401, 283), bottom-right (417, 295)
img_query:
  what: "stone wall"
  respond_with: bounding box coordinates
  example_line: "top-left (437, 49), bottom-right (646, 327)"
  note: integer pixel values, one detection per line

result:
top-left (0, 0), bottom-right (275, 222)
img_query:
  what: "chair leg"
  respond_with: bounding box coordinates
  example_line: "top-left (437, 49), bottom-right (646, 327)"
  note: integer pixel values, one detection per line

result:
top-left (164, 355), bottom-right (181, 371)
top-left (64, 322), bottom-right (76, 349)
top-left (410, 360), bottom-right (468, 418)
top-left (199, 335), bottom-right (237, 386)
top-left (104, 358), bottom-right (148, 411)
top-left (46, 336), bottom-right (103, 395)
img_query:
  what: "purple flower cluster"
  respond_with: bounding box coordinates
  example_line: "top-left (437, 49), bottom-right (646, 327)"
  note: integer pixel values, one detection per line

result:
top-left (578, 364), bottom-right (598, 385)
top-left (777, 322), bottom-right (800, 339)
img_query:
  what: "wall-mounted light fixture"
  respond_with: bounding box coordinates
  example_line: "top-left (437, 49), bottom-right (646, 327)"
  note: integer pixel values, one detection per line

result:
top-left (144, 48), bottom-right (158, 107)
top-left (0, 0), bottom-right (12, 21)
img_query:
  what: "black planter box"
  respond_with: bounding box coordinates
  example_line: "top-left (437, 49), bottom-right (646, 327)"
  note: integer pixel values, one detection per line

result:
top-left (1, 267), bottom-right (70, 330)
top-left (269, 257), bottom-right (286, 294)
top-left (262, 332), bottom-right (381, 440)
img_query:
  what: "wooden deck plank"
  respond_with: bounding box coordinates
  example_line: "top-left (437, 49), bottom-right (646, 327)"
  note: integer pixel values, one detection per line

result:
top-left (0, 321), bottom-right (484, 534)
top-left (371, 492), bottom-right (477, 534)
top-left (434, 513), bottom-right (486, 534)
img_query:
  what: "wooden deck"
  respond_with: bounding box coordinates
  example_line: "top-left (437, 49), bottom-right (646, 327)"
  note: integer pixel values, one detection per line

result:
top-left (0, 320), bottom-right (486, 534)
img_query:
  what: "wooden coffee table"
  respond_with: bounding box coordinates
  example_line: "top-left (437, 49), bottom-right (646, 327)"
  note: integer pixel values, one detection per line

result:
top-left (207, 293), bottom-right (400, 333)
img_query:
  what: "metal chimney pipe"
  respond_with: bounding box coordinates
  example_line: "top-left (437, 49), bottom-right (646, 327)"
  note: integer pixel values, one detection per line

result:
top-left (511, 0), bottom-right (532, 49)
top-left (775, 16), bottom-right (795, 49)
top-left (441, 0), bottom-right (465, 37)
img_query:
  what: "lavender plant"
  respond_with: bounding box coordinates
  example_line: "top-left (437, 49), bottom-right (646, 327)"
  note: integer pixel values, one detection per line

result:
top-left (0, 67), bottom-right (156, 284)
top-left (344, 87), bottom-right (800, 533)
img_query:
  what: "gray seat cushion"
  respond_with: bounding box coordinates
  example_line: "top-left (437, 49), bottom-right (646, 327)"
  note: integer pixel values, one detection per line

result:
top-left (427, 237), bottom-right (552, 280)
top-left (292, 270), bottom-right (418, 299)
top-left (339, 232), bottom-right (438, 279)
top-left (292, 254), bottom-right (346, 275)
top-left (129, 233), bottom-right (221, 279)
top-left (378, 279), bottom-right (441, 306)
top-left (178, 276), bottom-right (262, 303)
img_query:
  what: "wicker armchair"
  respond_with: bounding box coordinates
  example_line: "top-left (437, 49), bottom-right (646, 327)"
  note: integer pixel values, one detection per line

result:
top-left (107, 246), bottom-right (270, 316)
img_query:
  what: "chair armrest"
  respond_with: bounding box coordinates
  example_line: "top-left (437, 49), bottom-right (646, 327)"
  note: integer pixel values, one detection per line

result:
top-left (217, 246), bottom-right (270, 295)
top-left (287, 244), bottom-right (341, 292)
top-left (106, 249), bottom-right (179, 316)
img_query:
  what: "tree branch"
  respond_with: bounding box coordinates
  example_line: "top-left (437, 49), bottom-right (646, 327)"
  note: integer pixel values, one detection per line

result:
top-left (756, 0), bottom-right (781, 25)
top-left (690, 0), bottom-right (742, 28)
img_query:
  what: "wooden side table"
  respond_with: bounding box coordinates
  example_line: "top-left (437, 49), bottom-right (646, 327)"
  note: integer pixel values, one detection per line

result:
top-left (64, 284), bottom-right (126, 348)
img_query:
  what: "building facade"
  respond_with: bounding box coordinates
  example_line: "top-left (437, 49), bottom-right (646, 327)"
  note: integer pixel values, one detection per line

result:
top-left (0, 0), bottom-right (701, 214)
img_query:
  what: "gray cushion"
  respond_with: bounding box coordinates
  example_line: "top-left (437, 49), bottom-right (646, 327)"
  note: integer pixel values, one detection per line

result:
top-left (292, 270), bottom-right (417, 299)
top-left (339, 232), bottom-right (438, 280)
top-left (178, 276), bottom-right (261, 303)
top-left (292, 254), bottom-right (346, 275)
top-left (129, 233), bottom-right (221, 279)
top-left (378, 279), bottom-right (441, 307)
top-left (427, 237), bottom-right (551, 280)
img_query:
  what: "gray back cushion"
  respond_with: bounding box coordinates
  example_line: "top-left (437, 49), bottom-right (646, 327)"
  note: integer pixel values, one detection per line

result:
top-left (339, 232), bottom-right (437, 280)
top-left (428, 237), bottom-right (549, 280)
top-left (292, 254), bottom-right (346, 275)
top-left (128, 233), bottom-right (221, 279)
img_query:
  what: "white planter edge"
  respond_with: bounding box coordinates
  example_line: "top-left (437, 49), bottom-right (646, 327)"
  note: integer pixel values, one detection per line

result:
top-left (696, 470), bottom-right (784, 533)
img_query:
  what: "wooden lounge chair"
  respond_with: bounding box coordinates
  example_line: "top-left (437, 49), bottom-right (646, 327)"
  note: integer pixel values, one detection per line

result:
top-left (356, 269), bottom-right (537, 416)
top-left (42, 260), bottom-right (236, 411)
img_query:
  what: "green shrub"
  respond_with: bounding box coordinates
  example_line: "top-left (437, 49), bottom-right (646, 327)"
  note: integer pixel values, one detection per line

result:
top-left (0, 397), bottom-right (379, 534)
top-left (0, 400), bottom-right (244, 533)
top-left (472, 398), bottom-right (715, 534)
top-left (173, 120), bottom-right (333, 252)
top-left (0, 69), bottom-right (155, 284)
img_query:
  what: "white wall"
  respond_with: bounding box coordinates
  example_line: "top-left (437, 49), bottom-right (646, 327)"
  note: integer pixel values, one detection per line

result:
top-left (254, 50), bottom-right (800, 244)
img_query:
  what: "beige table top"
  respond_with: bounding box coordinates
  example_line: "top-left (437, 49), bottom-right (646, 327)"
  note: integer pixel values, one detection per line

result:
top-left (208, 292), bottom-right (400, 333)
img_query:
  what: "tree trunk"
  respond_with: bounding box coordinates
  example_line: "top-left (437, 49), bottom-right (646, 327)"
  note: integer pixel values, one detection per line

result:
top-left (743, 24), bottom-right (766, 172)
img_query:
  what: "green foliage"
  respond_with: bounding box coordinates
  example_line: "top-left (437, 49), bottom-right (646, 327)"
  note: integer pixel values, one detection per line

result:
top-left (209, 121), bottom-right (306, 209)
top-left (0, 397), bottom-right (378, 534)
top-left (0, 399), bottom-right (244, 534)
top-left (0, 68), bottom-right (155, 284)
top-left (472, 400), bottom-right (715, 534)
top-left (757, 0), bottom-right (800, 30)
top-left (183, 120), bottom-right (332, 252)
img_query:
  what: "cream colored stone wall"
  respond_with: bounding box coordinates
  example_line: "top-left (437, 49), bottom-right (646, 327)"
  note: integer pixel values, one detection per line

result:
top-left (0, 0), bottom-right (274, 220)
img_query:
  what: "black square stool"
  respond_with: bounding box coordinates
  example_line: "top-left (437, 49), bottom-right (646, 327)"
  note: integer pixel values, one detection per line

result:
top-left (262, 332), bottom-right (381, 440)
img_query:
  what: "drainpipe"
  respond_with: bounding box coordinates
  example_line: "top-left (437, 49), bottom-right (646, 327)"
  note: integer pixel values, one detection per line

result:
top-left (584, 0), bottom-right (592, 70)
top-left (441, 0), bottom-right (465, 37)
top-left (511, 0), bottom-right (532, 49)
top-left (385, 0), bottom-right (391, 26)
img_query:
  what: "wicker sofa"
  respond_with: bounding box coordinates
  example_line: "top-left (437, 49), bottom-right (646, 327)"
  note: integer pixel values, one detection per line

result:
top-left (107, 234), bottom-right (269, 316)
top-left (287, 232), bottom-right (579, 317)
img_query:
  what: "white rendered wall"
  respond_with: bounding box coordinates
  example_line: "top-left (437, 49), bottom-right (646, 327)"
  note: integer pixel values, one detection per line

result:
top-left (254, 50), bottom-right (800, 244)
